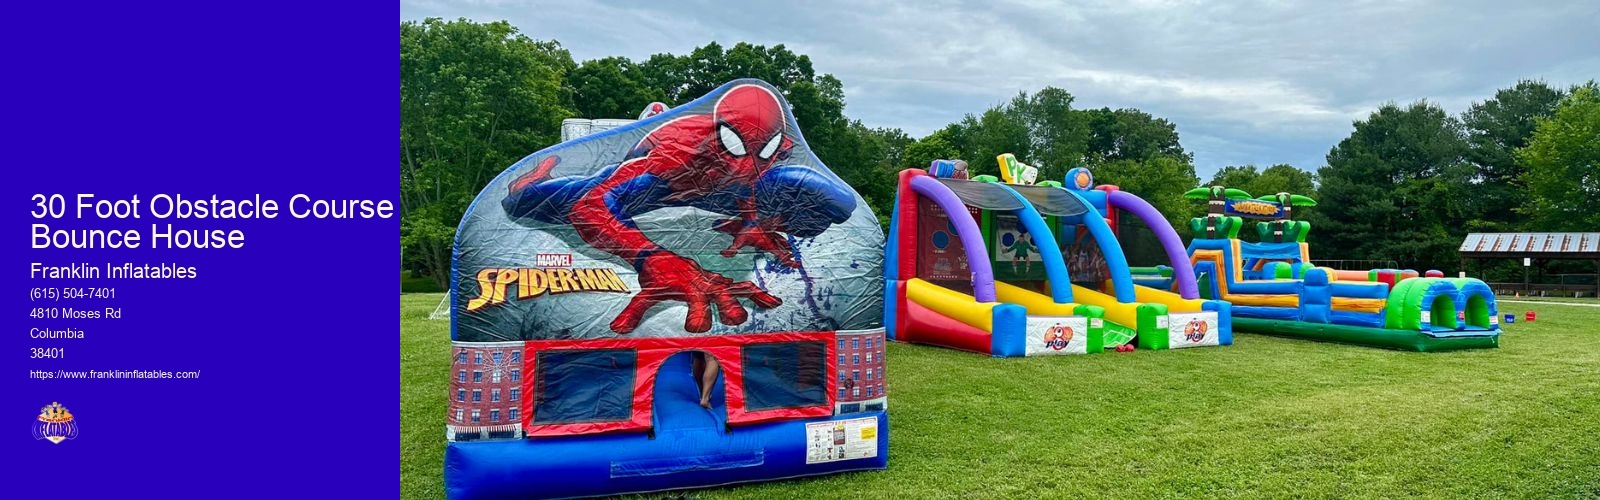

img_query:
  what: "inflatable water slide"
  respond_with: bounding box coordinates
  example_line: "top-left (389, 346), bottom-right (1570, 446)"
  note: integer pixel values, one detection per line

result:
top-left (884, 159), bottom-right (1231, 356)
top-left (1177, 186), bottom-right (1501, 351)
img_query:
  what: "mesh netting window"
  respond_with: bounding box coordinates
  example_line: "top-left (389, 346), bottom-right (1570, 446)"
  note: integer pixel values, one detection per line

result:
top-left (740, 342), bottom-right (827, 411)
top-left (532, 349), bottom-right (636, 425)
top-left (1115, 208), bottom-right (1169, 267)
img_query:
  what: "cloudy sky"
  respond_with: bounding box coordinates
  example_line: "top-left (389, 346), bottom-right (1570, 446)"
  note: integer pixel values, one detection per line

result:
top-left (400, 0), bottom-right (1599, 178)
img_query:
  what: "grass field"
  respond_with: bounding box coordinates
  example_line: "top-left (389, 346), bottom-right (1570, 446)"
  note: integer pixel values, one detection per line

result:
top-left (1499, 296), bottom-right (1600, 305)
top-left (401, 293), bottom-right (1600, 498)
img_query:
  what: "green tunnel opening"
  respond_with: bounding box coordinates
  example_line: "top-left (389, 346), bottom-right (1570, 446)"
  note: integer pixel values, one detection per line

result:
top-left (1464, 295), bottom-right (1490, 328)
top-left (1429, 295), bottom-right (1458, 330)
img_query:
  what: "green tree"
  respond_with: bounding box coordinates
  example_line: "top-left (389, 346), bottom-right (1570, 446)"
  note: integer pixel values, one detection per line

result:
top-left (1518, 85), bottom-right (1600, 231)
top-left (568, 56), bottom-right (667, 118)
top-left (868, 126), bottom-right (914, 169)
top-left (633, 42), bottom-right (829, 105)
top-left (400, 18), bottom-right (576, 289)
top-left (1207, 164), bottom-right (1316, 198)
top-left (915, 88), bottom-right (1197, 226)
top-left (784, 74), bottom-right (851, 168)
top-left (1208, 165), bottom-right (1262, 193)
top-left (1077, 104), bottom-right (1196, 228)
top-left (966, 97), bottom-right (1029, 177)
top-left (1316, 101), bottom-right (1473, 270)
top-left (932, 87), bottom-right (1092, 182)
top-left (1083, 107), bottom-right (1192, 164)
top-left (1461, 80), bottom-right (1566, 230)
top-left (1020, 88), bottom-right (1091, 182)
top-left (1096, 155), bottom-right (1200, 229)
top-left (823, 121), bottom-right (911, 225)
top-left (1255, 164), bottom-right (1317, 196)
top-left (901, 129), bottom-right (962, 172)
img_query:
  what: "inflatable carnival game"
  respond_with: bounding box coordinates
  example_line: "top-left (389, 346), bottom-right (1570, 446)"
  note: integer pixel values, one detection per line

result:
top-left (445, 80), bottom-right (889, 499)
top-left (1047, 165), bottom-right (1233, 351)
top-left (885, 157), bottom-right (1231, 357)
top-left (1176, 186), bottom-right (1501, 351)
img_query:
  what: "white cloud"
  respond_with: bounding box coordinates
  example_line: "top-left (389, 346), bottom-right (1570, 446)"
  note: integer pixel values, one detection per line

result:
top-left (402, 0), bottom-right (1600, 177)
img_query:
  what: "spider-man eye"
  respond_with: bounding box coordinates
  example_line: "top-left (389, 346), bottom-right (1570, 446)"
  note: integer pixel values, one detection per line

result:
top-left (757, 133), bottom-right (782, 160)
top-left (718, 125), bottom-right (746, 156)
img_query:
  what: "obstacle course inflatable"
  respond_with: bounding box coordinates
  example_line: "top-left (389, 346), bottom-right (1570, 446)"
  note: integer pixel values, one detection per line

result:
top-left (884, 161), bottom-right (1231, 356)
top-left (1179, 186), bottom-right (1501, 351)
top-left (445, 79), bottom-right (888, 499)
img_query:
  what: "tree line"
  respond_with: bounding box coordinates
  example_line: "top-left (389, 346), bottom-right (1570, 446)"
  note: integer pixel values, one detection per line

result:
top-left (402, 17), bottom-right (1597, 288)
top-left (1312, 81), bottom-right (1598, 281)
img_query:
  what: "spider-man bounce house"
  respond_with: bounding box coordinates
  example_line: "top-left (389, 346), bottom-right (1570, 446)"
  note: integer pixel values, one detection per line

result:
top-left (445, 79), bottom-right (888, 499)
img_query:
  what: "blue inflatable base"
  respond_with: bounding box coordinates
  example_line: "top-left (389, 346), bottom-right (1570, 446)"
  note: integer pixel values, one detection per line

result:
top-left (446, 355), bottom-right (889, 499)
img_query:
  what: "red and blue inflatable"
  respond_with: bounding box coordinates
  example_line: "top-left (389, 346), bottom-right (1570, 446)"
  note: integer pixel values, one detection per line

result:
top-left (445, 79), bottom-right (888, 498)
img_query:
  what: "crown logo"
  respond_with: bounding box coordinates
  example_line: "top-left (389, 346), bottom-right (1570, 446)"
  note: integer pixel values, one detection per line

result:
top-left (39, 402), bottom-right (74, 423)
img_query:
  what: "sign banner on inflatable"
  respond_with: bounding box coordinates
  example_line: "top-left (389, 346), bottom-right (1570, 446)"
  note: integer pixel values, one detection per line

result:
top-left (805, 416), bottom-right (880, 464)
top-left (452, 81), bottom-right (885, 342)
top-left (1025, 316), bottom-right (1090, 356)
top-left (1168, 312), bottom-right (1220, 348)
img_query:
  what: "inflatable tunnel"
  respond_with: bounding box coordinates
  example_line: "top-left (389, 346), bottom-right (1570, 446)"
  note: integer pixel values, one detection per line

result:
top-left (1181, 186), bottom-right (1501, 352)
top-left (445, 79), bottom-right (888, 499)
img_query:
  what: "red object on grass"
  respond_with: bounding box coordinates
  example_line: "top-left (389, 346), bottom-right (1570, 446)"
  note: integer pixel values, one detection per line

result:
top-left (1525, 311), bottom-right (1536, 322)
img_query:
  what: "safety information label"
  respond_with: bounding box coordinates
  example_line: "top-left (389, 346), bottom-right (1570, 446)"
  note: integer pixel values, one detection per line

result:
top-left (1025, 315), bottom-right (1089, 356)
top-left (1167, 311), bottom-right (1220, 348)
top-left (805, 417), bottom-right (878, 464)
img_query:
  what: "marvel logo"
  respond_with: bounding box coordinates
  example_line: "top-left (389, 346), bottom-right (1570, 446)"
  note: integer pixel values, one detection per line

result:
top-left (536, 254), bottom-right (573, 268)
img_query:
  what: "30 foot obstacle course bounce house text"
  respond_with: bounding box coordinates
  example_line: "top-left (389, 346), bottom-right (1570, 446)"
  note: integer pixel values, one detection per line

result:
top-left (445, 79), bottom-right (889, 499)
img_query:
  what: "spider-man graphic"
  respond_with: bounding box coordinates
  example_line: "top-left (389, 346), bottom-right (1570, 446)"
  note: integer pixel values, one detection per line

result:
top-left (501, 84), bottom-right (856, 334)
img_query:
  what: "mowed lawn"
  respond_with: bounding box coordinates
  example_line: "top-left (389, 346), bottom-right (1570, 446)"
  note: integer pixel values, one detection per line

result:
top-left (401, 293), bottom-right (1600, 498)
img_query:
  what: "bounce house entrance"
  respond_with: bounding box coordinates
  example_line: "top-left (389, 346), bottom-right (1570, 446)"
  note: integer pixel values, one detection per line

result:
top-left (653, 351), bottom-right (727, 433)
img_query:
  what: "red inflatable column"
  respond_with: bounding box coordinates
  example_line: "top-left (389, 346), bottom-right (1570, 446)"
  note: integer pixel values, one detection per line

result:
top-left (896, 169), bottom-right (924, 281)
top-left (892, 169), bottom-right (924, 341)
top-left (1376, 270), bottom-right (1397, 290)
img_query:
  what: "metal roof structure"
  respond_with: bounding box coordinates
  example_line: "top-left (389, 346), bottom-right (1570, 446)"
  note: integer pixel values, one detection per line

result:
top-left (1459, 233), bottom-right (1600, 259)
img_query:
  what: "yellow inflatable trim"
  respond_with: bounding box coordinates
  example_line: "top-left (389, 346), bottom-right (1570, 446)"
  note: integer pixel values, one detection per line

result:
top-left (906, 278), bottom-right (995, 332)
top-left (1222, 294), bottom-right (1300, 308)
top-left (1331, 297), bottom-right (1386, 313)
top-left (995, 281), bottom-right (1080, 316)
top-left (1130, 284), bottom-right (1206, 313)
top-left (1069, 284), bottom-right (1144, 327)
